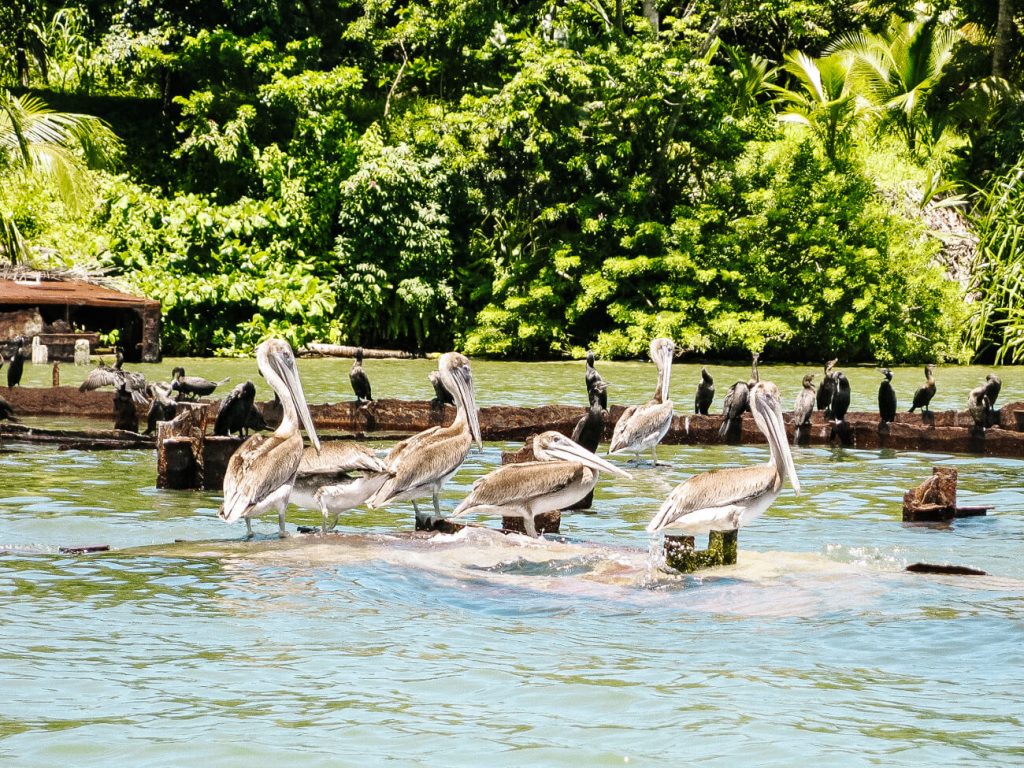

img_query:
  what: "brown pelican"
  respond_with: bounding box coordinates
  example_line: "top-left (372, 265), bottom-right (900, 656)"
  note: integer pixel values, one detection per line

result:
top-left (909, 364), bottom-right (936, 414)
top-left (695, 367), bottom-right (714, 415)
top-left (608, 338), bottom-right (675, 465)
top-left (6, 337), bottom-right (25, 387)
top-left (79, 351), bottom-right (148, 403)
top-left (878, 369), bottom-right (897, 423)
top-left (967, 384), bottom-right (991, 432)
top-left (829, 371), bottom-right (851, 422)
top-left (143, 382), bottom-right (178, 435)
top-left (816, 358), bottom-right (838, 410)
top-left (648, 381), bottom-right (800, 535)
top-left (984, 373), bottom-right (1001, 409)
top-left (792, 373), bottom-right (815, 429)
top-left (215, 380), bottom-right (259, 437)
top-left (367, 352), bottom-right (482, 519)
top-left (219, 339), bottom-right (320, 538)
top-left (350, 348), bottom-right (372, 402)
top-left (171, 367), bottom-right (228, 399)
top-left (585, 351), bottom-right (606, 406)
top-left (429, 370), bottom-right (454, 408)
top-left (286, 442), bottom-right (389, 532)
top-left (451, 431), bottom-right (631, 537)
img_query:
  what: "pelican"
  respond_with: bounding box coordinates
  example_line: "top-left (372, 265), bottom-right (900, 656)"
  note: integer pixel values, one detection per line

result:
top-left (648, 381), bottom-right (800, 536)
top-left (792, 373), bottom-right (815, 430)
top-left (694, 367), bottom-right (714, 415)
top-left (585, 351), bottom-right (606, 405)
top-left (6, 337), bottom-right (25, 387)
top-left (172, 366), bottom-right (228, 399)
top-left (909, 364), bottom-right (936, 414)
top-left (219, 339), bottom-right (320, 538)
top-left (350, 348), bottom-right (372, 402)
top-left (215, 380), bottom-right (258, 437)
top-left (878, 369), bottom-right (896, 423)
top-left (608, 338), bottom-right (675, 465)
top-left (367, 352), bottom-right (482, 519)
top-left (79, 349), bottom-right (148, 403)
top-left (816, 358), bottom-right (838, 411)
top-left (451, 431), bottom-right (631, 537)
top-left (286, 442), bottom-right (389, 533)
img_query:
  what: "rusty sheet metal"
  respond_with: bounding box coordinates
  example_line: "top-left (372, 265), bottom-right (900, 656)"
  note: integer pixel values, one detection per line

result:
top-left (0, 279), bottom-right (159, 309)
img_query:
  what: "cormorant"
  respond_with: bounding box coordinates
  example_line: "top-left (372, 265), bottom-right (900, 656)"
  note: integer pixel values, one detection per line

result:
top-left (572, 381), bottom-right (608, 454)
top-left (829, 371), bottom-right (851, 422)
top-left (909, 364), bottom-right (936, 414)
top-left (792, 373), bottom-right (815, 428)
top-left (429, 370), bottom-right (454, 408)
top-left (350, 348), bottom-right (372, 403)
top-left (816, 358), bottom-right (838, 411)
top-left (113, 383), bottom-right (139, 432)
top-left (6, 338), bottom-right (26, 388)
top-left (984, 374), bottom-right (1001, 410)
top-left (719, 380), bottom-right (749, 438)
top-left (695, 367), bottom-right (715, 415)
top-left (171, 367), bottom-right (228, 399)
top-left (878, 369), bottom-right (897, 423)
top-left (0, 395), bottom-right (17, 422)
top-left (215, 380), bottom-right (259, 437)
top-left (585, 351), bottom-right (606, 406)
top-left (967, 384), bottom-right (991, 432)
top-left (143, 382), bottom-right (178, 435)
top-left (80, 353), bottom-right (148, 403)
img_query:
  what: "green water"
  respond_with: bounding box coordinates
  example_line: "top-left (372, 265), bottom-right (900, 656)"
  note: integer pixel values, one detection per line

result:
top-left (2, 358), bottom-right (1024, 766)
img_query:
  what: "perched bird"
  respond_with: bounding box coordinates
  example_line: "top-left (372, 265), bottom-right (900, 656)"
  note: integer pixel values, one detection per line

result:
top-left (967, 384), bottom-right (991, 432)
top-left (608, 338), bottom-right (676, 465)
top-left (0, 394), bottom-right (17, 422)
top-left (367, 352), bottom-right (482, 520)
top-left (585, 351), bottom-right (606, 407)
top-left (451, 431), bottom-right (631, 537)
top-left (113, 384), bottom-right (139, 432)
top-left (171, 366), bottom-right (228, 399)
top-left (984, 374), bottom-right (1002, 411)
top-left (878, 369), bottom-right (897, 423)
top-left (286, 442), bottom-right (389, 533)
top-left (816, 358), bottom-right (838, 411)
top-left (79, 350), bottom-right (148, 403)
top-left (829, 371), bottom-right (851, 422)
top-left (749, 352), bottom-right (761, 386)
top-left (792, 373), bottom-right (816, 429)
top-left (6, 338), bottom-right (26, 388)
top-left (572, 380), bottom-right (609, 454)
top-left (143, 382), bottom-right (178, 435)
top-left (719, 380), bottom-right (749, 438)
top-left (219, 339), bottom-right (321, 538)
top-left (694, 367), bottom-right (715, 415)
top-left (215, 380), bottom-right (258, 437)
top-left (429, 370), bottom-right (454, 408)
top-left (349, 348), bottom-right (373, 403)
top-left (909, 364), bottom-right (937, 414)
top-left (648, 381), bottom-right (800, 535)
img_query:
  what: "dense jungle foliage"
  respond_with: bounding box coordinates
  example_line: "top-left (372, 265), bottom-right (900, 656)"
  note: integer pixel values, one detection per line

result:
top-left (1, 0), bottom-right (1022, 361)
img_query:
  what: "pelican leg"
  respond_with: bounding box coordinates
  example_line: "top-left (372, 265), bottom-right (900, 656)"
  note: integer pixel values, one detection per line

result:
top-left (277, 507), bottom-right (289, 538)
top-left (244, 517), bottom-right (254, 539)
top-left (523, 515), bottom-right (538, 538)
top-left (432, 491), bottom-right (441, 518)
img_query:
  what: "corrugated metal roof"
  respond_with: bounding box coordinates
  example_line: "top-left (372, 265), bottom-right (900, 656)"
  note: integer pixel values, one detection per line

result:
top-left (0, 279), bottom-right (159, 309)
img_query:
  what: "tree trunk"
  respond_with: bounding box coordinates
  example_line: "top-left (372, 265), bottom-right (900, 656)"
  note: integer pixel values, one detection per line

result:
top-left (642, 0), bottom-right (659, 32)
top-left (993, 0), bottom-right (1016, 79)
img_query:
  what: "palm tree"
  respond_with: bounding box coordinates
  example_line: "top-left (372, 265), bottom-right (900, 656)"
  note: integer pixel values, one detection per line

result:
top-left (770, 50), bottom-right (861, 163)
top-left (832, 15), bottom-right (958, 154)
top-left (0, 88), bottom-right (120, 264)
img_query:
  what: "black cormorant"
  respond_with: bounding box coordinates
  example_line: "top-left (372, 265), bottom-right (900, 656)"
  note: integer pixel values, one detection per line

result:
top-left (816, 358), bottom-right (838, 411)
top-left (878, 369), bottom-right (897, 423)
top-left (967, 384), bottom-right (991, 432)
top-left (171, 366), bottom-right (227, 399)
top-left (792, 373), bottom-right (815, 428)
top-left (350, 348), bottom-right (372, 403)
top-left (585, 351), bottom-right (606, 406)
top-left (909, 364), bottom-right (936, 414)
top-left (6, 338), bottom-right (26, 388)
top-left (695, 367), bottom-right (714, 415)
top-left (215, 380), bottom-right (259, 437)
top-left (984, 373), bottom-right (1001, 410)
top-left (429, 370), bottom-right (454, 408)
top-left (830, 371), bottom-right (851, 422)
top-left (719, 380), bottom-right (749, 438)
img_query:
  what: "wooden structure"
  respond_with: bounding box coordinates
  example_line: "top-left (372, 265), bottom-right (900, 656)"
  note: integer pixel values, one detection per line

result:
top-left (0, 278), bottom-right (160, 362)
top-left (902, 466), bottom-right (990, 523)
top-left (664, 530), bottom-right (739, 572)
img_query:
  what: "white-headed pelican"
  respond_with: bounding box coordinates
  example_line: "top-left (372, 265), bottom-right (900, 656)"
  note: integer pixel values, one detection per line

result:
top-left (451, 430), bottom-right (631, 537)
top-left (219, 339), bottom-right (320, 538)
top-left (367, 352), bottom-right (482, 519)
top-left (648, 380), bottom-right (799, 535)
top-left (608, 337), bottom-right (675, 465)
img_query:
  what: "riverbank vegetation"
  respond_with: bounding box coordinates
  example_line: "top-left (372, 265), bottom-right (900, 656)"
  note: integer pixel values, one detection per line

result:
top-left (1, 1), bottom-right (1021, 361)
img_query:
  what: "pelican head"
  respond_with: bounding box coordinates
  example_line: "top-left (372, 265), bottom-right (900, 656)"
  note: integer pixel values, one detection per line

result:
top-left (749, 381), bottom-right (799, 494)
top-left (438, 351), bottom-right (482, 449)
top-left (256, 339), bottom-right (321, 452)
top-left (532, 431), bottom-right (631, 479)
top-left (649, 337), bottom-right (675, 402)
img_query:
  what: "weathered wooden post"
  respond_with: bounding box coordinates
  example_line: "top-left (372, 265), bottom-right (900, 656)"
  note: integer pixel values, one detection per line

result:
top-left (664, 530), bottom-right (739, 572)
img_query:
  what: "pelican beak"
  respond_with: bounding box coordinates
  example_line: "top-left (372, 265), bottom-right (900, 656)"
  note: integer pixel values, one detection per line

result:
top-left (547, 437), bottom-right (632, 479)
top-left (452, 363), bottom-right (483, 449)
top-left (268, 344), bottom-right (321, 452)
top-left (658, 343), bottom-right (674, 402)
top-left (754, 387), bottom-right (799, 495)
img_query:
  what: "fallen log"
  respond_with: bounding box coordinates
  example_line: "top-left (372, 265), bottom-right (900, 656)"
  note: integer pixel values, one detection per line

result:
top-left (301, 343), bottom-right (416, 359)
top-left (0, 422), bottom-right (155, 449)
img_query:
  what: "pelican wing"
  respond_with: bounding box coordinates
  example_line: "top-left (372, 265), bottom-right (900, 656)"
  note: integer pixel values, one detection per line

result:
top-left (370, 428), bottom-right (471, 506)
top-left (221, 432), bottom-right (303, 521)
top-left (453, 461), bottom-right (585, 516)
top-left (648, 464), bottom-right (779, 532)
top-left (298, 441), bottom-right (387, 476)
top-left (609, 401), bottom-right (673, 454)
